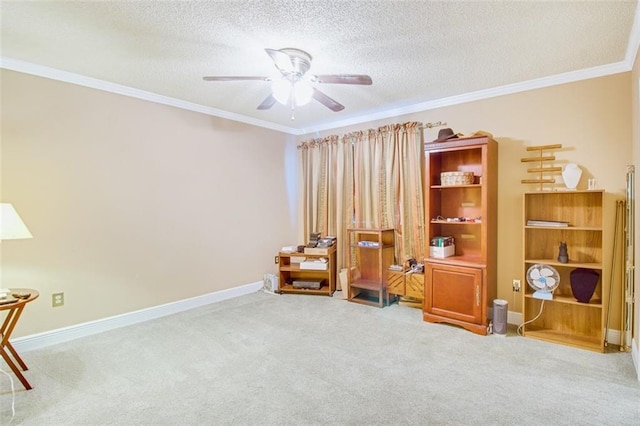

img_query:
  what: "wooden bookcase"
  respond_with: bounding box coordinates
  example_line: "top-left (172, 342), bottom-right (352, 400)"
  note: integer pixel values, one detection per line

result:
top-left (522, 190), bottom-right (607, 352)
top-left (423, 136), bottom-right (498, 335)
top-left (347, 228), bottom-right (395, 307)
top-left (277, 245), bottom-right (336, 296)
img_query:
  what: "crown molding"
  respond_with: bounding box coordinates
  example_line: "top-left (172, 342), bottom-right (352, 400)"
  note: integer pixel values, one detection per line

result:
top-left (626, 2), bottom-right (640, 68)
top-left (298, 61), bottom-right (631, 136)
top-left (0, 57), bottom-right (298, 135)
top-left (1, 55), bottom-right (632, 137)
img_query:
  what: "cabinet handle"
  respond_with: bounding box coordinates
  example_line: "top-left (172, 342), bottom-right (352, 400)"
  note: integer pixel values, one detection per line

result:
top-left (476, 285), bottom-right (480, 306)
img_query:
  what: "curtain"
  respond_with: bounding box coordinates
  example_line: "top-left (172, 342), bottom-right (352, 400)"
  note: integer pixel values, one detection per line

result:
top-left (359, 122), bottom-right (425, 265)
top-left (300, 120), bottom-right (425, 280)
top-left (299, 135), bottom-right (352, 286)
top-left (394, 122), bottom-right (425, 264)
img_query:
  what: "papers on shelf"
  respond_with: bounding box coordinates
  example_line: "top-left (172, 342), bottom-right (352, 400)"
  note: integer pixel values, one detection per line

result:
top-left (357, 241), bottom-right (380, 248)
top-left (527, 220), bottom-right (569, 227)
top-left (300, 258), bottom-right (329, 270)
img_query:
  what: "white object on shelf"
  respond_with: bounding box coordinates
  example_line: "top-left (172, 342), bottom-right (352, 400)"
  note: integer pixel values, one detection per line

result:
top-left (562, 163), bottom-right (582, 190)
top-left (429, 245), bottom-right (455, 258)
top-left (300, 260), bottom-right (329, 270)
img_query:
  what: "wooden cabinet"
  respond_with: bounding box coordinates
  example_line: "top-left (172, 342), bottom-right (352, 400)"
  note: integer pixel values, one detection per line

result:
top-left (277, 246), bottom-right (336, 296)
top-left (422, 136), bottom-right (498, 335)
top-left (387, 270), bottom-right (424, 301)
top-left (522, 190), bottom-right (607, 352)
top-left (387, 270), bottom-right (406, 296)
top-left (405, 273), bottom-right (425, 300)
top-left (426, 263), bottom-right (483, 325)
top-left (347, 228), bottom-right (395, 307)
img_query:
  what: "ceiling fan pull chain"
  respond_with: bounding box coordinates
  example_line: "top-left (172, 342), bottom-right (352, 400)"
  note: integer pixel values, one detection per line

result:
top-left (290, 82), bottom-right (296, 120)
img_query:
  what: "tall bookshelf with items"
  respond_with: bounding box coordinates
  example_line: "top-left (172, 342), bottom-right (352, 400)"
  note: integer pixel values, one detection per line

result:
top-left (422, 135), bottom-right (498, 335)
top-left (347, 228), bottom-right (395, 307)
top-left (522, 190), bottom-right (608, 352)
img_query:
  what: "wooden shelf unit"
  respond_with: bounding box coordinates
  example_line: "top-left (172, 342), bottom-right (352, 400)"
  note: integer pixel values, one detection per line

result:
top-left (522, 190), bottom-right (608, 352)
top-left (423, 136), bottom-right (498, 335)
top-left (277, 246), bottom-right (336, 296)
top-left (347, 228), bottom-right (395, 307)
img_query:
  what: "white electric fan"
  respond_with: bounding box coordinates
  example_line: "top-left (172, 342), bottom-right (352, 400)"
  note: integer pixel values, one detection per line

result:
top-left (526, 264), bottom-right (560, 300)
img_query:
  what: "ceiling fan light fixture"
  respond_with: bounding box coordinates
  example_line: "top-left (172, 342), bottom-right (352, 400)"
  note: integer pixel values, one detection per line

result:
top-left (204, 47), bottom-right (371, 113)
top-left (271, 79), bottom-right (291, 105)
top-left (294, 81), bottom-right (313, 106)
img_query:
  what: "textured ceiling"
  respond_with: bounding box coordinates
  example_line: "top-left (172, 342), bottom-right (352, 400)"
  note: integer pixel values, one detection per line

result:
top-left (1, 1), bottom-right (639, 135)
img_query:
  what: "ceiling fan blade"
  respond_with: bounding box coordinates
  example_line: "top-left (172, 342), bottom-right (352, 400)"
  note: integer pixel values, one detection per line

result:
top-left (203, 76), bottom-right (270, 82)
top-left (312, 88), bottom-right (345, 112)
top-left (257, 94), bottom-right (277, 110)
top-left (312, 74), bottom-right (372, 85)
top-left (265, 48), bottom-right (295, 74)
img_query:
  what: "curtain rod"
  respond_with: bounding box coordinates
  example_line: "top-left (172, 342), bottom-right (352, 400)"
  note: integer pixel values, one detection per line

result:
top-left (298, 120), bottom-right (445, 148)
top-left (419, 121), bottom-right (447, 130)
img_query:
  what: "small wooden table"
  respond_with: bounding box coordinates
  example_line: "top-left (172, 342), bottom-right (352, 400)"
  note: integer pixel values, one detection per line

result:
top-left (0, 288), bottom-right (39, 390)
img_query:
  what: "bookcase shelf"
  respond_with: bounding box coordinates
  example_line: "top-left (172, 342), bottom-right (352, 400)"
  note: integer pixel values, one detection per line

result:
top-left (347, 228), bottom-right (395, 307)
top-left (423, 136), bottom-right (498, 336)
top-left (522, 190), bottom-right (608, 352)
top-left (277, 246), bottom-right (336, 296)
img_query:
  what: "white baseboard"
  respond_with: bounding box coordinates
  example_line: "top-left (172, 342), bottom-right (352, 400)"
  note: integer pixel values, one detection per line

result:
top-left (507, 310), bottom-right (523, 326)
top-left (13, 281), bottom-right (263, 353)
top-left (13, 292), bottom-right (633, 365)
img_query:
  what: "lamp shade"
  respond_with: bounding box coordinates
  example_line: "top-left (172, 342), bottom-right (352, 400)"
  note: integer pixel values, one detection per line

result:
top-left (271, 79), bottom-right (291, 105)
top-left (0, 203), bottom-right (33, 240)
top-left (294, 81), bottom-right (313, 106)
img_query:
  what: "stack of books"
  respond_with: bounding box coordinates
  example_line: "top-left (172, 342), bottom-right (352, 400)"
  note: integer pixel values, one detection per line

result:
top-left (526, 220), bottom-right (570, 227)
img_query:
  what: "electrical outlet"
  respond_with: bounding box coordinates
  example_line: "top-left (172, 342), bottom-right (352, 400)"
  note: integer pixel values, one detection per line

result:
top-left (52, 292), bottom-right (64, 307)
top-left (512, 279), bottom-right (521, 292)
top-left (274, 256), bottom-right (279, 264)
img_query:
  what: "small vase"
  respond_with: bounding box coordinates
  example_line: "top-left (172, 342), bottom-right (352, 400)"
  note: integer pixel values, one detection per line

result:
top-left (557, 242), bottom-right (569, 264)
top-left (570, 268), bottom-right (600, 303)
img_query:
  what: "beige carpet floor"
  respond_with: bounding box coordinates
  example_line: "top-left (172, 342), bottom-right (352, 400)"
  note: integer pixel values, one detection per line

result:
top-left (1, 290), bottom-right (639, 425)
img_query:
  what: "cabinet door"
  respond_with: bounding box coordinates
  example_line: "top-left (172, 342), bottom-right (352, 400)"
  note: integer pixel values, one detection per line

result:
top-left (406, 273), bottom-right (424, 299)
top-left (426, 263), bottom-right (483, 323)
top-left (387, 270), bottom-right (405, 295)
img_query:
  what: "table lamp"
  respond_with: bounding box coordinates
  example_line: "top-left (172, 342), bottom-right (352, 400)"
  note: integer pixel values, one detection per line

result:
top-left (0, 203), bottom-right (33, 240)
top-left (0, 203), bottom-right (33, 297)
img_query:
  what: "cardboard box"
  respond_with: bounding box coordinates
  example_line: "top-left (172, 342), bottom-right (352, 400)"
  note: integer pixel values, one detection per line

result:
top-left (429, 245), bottom-right (455, 258)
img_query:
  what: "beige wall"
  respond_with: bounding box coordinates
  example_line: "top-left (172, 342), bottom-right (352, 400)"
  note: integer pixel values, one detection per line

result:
top-left (299, 73), bottom-right (633, 326)
top-left (1, 69), bottom-right (297, 337)
top-left (2, 68), bottom-right (635, 345)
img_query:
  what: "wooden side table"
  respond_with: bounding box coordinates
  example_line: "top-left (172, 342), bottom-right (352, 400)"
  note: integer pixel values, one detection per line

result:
top-left (0, 288), bottom-right (39, 390)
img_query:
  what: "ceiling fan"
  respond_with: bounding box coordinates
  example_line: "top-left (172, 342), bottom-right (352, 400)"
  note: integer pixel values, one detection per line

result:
top-left (203, 48), bottom-right (372, 117)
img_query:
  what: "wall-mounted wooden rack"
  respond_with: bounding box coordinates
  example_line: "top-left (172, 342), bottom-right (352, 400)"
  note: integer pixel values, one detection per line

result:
top-left (521, 144), bottom-right (562, 191)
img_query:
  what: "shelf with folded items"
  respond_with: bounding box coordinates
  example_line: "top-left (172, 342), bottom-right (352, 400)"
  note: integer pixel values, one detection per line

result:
top-left (277, 245), bottom-right (336, 296)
